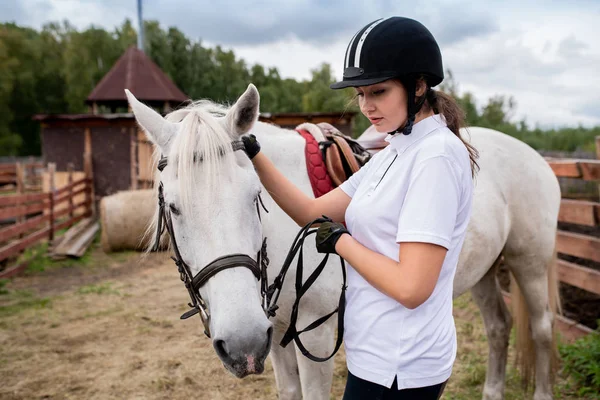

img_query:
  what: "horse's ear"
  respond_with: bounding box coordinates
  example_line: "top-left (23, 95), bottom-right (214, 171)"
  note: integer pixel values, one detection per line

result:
top-left (226, 84), bottom-right (260, 136)
top-left (125, 89), bottom-right (178, 153)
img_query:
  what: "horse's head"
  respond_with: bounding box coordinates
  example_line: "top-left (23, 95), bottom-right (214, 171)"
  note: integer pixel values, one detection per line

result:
top-left (126, 85), bottom-right (272, 377)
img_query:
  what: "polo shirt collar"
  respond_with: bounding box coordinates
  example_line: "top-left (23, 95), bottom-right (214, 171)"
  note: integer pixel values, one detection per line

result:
top-left (385, 114), bottom-right (447, 154)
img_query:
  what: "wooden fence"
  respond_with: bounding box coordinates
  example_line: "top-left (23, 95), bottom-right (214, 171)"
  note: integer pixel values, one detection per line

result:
top-left (0, 159), bottom-right (94, 279)
top-left (0, 161), bottom-right (44, 194)
top-left (545, 152), bottom-right (600, 340)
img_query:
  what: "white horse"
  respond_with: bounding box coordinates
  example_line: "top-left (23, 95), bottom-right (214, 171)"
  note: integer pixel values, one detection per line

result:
top-left (125, 84), bottom-right (561, 400)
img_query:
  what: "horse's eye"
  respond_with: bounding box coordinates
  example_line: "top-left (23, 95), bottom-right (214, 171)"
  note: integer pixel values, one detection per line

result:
top-left (169, 203), bottom-right (181, 216)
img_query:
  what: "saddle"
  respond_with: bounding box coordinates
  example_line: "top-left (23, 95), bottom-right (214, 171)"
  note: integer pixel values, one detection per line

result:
top-left (297, 123), bottom-right (372, 187)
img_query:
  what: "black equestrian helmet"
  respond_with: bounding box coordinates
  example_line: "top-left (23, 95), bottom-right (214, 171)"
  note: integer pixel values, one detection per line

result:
top-left (331, 16), bottom-right (444, 89)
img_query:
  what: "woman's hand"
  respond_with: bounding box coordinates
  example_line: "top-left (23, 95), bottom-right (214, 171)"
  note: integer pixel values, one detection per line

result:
top-left (315, 217), bottom-right (350, 254)
top-left (242, 134), bottom-right (261, 159)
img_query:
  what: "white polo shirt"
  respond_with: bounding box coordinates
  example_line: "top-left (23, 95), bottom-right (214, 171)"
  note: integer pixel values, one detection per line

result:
top-left (339, 114), bottom-right (473, 389)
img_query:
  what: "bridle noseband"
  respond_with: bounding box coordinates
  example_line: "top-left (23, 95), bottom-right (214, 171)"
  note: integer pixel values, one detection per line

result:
top-left (151, 140), bottom-right (270, 338)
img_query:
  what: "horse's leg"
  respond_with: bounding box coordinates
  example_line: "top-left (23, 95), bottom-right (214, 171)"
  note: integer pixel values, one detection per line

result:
top-left (504, 251), bottom-right (557, 400)
top-left (471, 256), bottom-right (512, 400)
top-left (293, 320), bottom-right (336, 400)
top-left (270, 328), bottom-right (302, 400)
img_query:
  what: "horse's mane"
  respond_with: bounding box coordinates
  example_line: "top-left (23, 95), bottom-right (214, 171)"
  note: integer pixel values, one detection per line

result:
top-left (141, 99), bottom-right (237, 253)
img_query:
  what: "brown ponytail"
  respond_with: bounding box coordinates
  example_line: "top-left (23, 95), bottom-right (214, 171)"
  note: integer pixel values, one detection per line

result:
top-left (424, 88), bottom-right (479, 177)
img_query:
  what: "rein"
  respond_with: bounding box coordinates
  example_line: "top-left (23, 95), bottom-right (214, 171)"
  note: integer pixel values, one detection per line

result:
top-left (152, 139), bottom-right (346, 362)
top-left (265, 216), bottom-right (347, 362)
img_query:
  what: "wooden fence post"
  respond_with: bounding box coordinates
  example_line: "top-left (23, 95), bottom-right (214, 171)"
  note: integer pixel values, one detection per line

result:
top-left (596, 136), bottom-right (600, 200)
top-left (84, 152), bottom-right (95, 217)
top-left (67, 163), bottom-right (74, 227)
top-left (15, 162), bottom-right (23, 195)
top-left (16, 162), bottom-right (24, 238)
top-left (48, 163), bottom-right (56, 242)
top-left (130, 127), bottom-right (138, 190)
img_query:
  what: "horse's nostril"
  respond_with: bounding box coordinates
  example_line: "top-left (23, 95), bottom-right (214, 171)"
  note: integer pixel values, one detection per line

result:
top-left (214, 339), bottom-right (229, 360)
top-left (265, 325), bottom-right (273, 354)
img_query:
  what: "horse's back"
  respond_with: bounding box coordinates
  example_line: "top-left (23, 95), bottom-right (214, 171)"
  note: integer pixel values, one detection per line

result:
top-left (465, 126), bottom-right (561, 231)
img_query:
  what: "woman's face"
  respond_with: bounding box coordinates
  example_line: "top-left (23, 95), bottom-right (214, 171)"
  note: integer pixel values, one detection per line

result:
top-left (355, 80), bottom-right (408, 133)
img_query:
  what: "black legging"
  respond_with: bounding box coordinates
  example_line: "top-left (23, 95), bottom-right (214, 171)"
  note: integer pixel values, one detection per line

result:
top-left (342, 371), bottom-right (447, 400)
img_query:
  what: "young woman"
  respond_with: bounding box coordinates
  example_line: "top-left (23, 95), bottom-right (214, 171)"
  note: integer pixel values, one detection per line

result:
top-left (243, 16), bottom-right (478, 400)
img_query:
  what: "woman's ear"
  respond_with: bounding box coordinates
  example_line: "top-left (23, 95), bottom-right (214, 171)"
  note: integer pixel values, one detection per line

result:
top-left (415, 78), bottom-right (428, 97)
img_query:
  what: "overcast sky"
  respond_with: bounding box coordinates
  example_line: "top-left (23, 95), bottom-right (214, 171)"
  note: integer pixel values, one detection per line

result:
top-left (2, 0), bottom-right (600, 128)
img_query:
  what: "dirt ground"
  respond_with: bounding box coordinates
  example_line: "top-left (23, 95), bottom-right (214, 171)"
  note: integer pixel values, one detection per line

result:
top-left (0, 245), bottom-right (592, 400)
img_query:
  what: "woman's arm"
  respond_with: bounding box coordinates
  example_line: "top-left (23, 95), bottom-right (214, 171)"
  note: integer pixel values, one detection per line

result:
top-left (252, 152), bottom-right (351, 226)
top-left (335, 235), bottom-right (447, 309)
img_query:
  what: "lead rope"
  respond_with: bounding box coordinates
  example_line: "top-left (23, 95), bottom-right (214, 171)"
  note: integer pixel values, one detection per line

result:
top-left (266, 217), bottom-right (347, 362)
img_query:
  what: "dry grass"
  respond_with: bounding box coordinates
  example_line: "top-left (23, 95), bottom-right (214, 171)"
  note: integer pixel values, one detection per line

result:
top-left (0, 248), bottom-right (593, 399)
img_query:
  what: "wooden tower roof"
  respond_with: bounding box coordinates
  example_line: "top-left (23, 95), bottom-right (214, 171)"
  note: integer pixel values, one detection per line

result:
top-left (86, 46), bottom-right (188, 107)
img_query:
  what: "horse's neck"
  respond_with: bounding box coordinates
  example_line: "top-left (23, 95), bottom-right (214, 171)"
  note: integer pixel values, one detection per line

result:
top-left (249, 121), bottom-right (315, 238)
top-left (251, 122), bottom-right (309, 185)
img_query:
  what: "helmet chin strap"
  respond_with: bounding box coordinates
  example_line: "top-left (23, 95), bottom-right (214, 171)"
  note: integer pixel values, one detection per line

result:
top-left (388, 78), bottom-right (427, 136)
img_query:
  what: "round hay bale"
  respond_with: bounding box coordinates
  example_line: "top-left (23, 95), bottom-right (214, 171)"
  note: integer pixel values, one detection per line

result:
top-left (100, 189), bottom-right (168, 252)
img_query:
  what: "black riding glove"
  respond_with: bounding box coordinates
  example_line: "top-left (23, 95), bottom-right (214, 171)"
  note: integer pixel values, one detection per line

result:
top-left (315, 217), bottom-right (350, 254)
top-left (242, 134), bottom-right (261, 160)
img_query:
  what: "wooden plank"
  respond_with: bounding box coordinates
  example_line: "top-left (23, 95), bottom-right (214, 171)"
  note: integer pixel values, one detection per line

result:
top-left (547, 159), bottom-right (600, 180)
top-left (0, 176), bottom-right (16, 184)
top-left (53, 177), bottom-right (89, 197)
top-left (138, 129), bottom-right (155, 182)
top-left (130, 127), bottom-right (138, 190)
top-left (53, 212), bottom-right (90, 233)
top-left (0, 201), bottom-right (48, 220)
top-left (558, 199), bottom-right (600, 226)
top-left (555, 314), bottom-right (595, 342)
top-left (52, 217), bottom-right (94, 255)
top-left (556, 230), bottom-right (600, 263)
top-left (48, 163), bottom-right (55, 242)
top-left (53, 199), bottom-right (91, 219)
top-left (0, 226), bottom-right (51, 262)
top-left (557, 259), bottom-right (600, 296)
top-left (69, 222), bottom-right (99, 257)
top-left (0, 213), bottom-right (50, 243)
top-left (84, 151), bottom-right (96, 217)
top-left (67, 163), bottom-right (74, 227)
top-left (0, 192), bottom-right (49, 207)
top-left (0, 261), bottom-right (30, 279)
top-left (54, 185), bottom-right (90, 206)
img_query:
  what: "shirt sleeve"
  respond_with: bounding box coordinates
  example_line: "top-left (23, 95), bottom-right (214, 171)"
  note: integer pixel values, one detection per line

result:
top-left (396, 155), bottom-right (462, 249)
top-left (339, 153), bottom-right (374, 198)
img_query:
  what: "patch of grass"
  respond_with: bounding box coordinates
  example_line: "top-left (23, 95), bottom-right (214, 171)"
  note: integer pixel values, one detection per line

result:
top-left (0, 296), bottom-right (52, 318)
top-left (559, 324), bottom-right (600, 399)
top-left (77, 282), bottom-right (119, 295)
top-left (0, 279), bottom-right (9, 295)
top-left (20, 241), bottom-right (95, 275)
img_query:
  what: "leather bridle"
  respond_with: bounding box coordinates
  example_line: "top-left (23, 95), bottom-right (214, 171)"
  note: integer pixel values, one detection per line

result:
top-left (151, 139), bottom-right (346, 362)
top-left (151, 140), bottom-right (271, 338)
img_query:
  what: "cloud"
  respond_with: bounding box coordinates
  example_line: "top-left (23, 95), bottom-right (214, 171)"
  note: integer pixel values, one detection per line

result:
top-left (2, 0), bottom-right (499, 48)
top-left (1, 0), bottom-right (599, 127)
top-left (152, 0), bottom-right (498, 47)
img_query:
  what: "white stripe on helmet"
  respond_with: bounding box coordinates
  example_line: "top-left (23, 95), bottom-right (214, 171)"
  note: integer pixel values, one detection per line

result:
top-left (353, 17), bottom-right (391, 68)
top-left (344, 29), bottom-right (361, 69)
